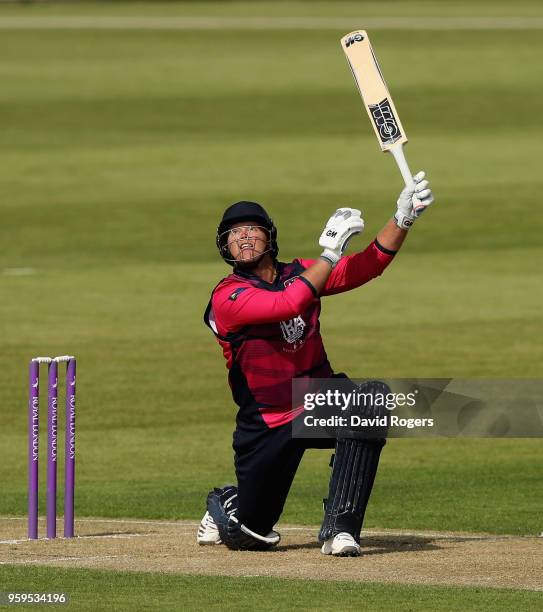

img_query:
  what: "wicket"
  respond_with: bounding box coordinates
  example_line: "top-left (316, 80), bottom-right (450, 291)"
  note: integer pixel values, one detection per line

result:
top-left (28, 355), bottom-right (76, 540)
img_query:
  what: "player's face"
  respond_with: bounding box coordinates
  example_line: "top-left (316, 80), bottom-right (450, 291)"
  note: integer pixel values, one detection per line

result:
top-left (227, 222), bottom-right (269, 264)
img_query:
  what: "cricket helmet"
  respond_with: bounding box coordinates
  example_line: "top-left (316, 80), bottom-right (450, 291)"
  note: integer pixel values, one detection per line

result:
top-left (216, 201), bottom-right (278, 266)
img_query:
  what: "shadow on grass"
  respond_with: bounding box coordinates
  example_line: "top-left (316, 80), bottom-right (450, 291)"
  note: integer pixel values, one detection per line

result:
top-left (279, 534), bottom-right (442, 555)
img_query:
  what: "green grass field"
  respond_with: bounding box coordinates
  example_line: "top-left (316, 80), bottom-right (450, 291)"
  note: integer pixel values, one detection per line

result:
top-left (1, 566), bottom-right (541, 612)
top-left (0, 1), bottom-right (542, 609)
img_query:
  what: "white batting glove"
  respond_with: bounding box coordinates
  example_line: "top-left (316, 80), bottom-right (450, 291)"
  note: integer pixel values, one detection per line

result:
top-left (394, 171), bottom-right (434, 230)
top-left (319, 208), bottom-right (364, 267)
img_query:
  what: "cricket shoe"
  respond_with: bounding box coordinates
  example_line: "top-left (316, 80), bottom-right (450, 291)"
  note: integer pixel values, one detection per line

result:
top-left (321, 532), bottom-right (361, 557)
top-left (197, 511), bottom-right (222, 545)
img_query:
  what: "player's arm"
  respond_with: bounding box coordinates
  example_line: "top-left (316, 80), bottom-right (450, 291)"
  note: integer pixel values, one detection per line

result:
top-left (375, 219), bottom-right (407, 252)
top-left (378, 170), bottom-right (435, 251)
top-left (213, 277), bottom-right (317, 328)
top-left (300, 258), bottom-right (334, 295)
top-left (316, 172), bottom-right (434, 295)
top-left (302, 240), bottom-right (394, 297)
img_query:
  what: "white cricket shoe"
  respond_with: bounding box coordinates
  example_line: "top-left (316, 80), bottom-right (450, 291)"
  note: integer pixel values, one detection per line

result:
top-left (321, 532), bottom-right (361, 557)
top-left (197, 511), bottom-right (222, 545)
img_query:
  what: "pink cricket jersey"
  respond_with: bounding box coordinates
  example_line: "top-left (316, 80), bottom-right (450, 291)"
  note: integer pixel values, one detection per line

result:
top-left (204, 240), bottom-right (395, 429)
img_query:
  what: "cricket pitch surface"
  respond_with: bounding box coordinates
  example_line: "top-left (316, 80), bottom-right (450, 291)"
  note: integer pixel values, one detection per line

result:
top-left (1, 518), bottom-right (541, 591)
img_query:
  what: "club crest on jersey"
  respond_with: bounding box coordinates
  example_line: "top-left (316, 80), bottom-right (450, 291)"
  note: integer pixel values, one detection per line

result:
top-left (369, 98), bottom-right (402, 145)
top-left (280, 316), bottom-right (306, 347)
top-left (345, 33), bottom-right (364, 47)
top-left (281, 276), bottom-right (307, 350)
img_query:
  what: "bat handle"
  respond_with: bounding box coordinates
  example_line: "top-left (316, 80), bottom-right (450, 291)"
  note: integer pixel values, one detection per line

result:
top-left (389, 144), bottom-right (415, 188)
top-left (390, 144), bottom-right (426, 215)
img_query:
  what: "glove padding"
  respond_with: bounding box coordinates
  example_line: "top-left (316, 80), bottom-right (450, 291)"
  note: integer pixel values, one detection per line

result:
top-left (394, 171), bottom-right (434, 230)
top-left (319, 208), bottom-right (364, 267)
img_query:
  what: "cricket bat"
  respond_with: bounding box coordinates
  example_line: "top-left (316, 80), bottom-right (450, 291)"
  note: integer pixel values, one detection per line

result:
top-left (340, 30), bottom-right (424, 213)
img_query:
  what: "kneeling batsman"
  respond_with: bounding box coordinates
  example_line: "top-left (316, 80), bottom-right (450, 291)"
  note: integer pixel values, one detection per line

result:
top-left (198, 172), bottom-right (434, 556)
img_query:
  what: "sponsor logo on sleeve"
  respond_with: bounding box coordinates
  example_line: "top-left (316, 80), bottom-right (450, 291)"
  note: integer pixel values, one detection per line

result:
top-left (229, 288), bottom-right (247, 301)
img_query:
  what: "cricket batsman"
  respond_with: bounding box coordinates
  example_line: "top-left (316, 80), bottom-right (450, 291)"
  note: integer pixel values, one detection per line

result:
top-left (199, 172), bottom-right (434, 556)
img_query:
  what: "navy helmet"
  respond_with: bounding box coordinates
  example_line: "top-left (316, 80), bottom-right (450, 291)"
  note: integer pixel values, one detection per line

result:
top-left (216, 201), bottom-right (278, 266)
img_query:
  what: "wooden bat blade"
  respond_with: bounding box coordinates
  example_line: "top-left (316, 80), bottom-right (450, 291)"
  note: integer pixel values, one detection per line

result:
top-left (340, 30), bottom-right (408, 152)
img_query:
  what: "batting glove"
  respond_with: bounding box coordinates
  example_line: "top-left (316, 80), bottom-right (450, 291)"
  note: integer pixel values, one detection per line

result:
top-left (394, 171), bottom-right (434, 230)
top-left (319, 208), bottom-right (364, 267)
